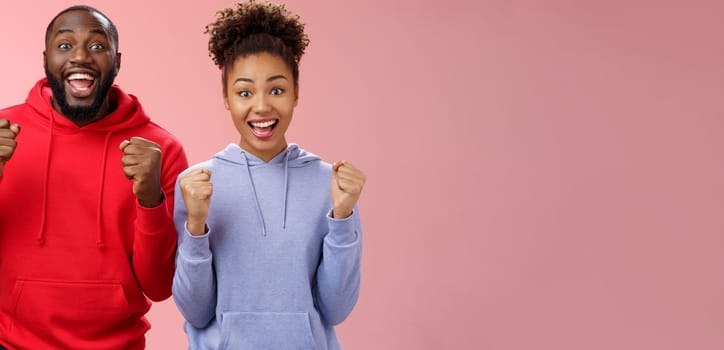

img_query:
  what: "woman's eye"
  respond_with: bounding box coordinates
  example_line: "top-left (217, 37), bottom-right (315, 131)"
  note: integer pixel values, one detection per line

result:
top-left (239, 90), bottom-right (252, 97)
top-left (271, 88), bottom-right (284, 95)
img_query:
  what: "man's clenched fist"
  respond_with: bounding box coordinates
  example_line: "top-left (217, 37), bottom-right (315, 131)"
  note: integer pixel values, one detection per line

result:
top-left (0, 118), bottom-right (21, 178)
top-left (120, 137), bottom-right (163, 207)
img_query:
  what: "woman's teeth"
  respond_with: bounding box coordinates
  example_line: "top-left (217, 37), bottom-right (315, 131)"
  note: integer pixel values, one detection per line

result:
top-left (250, 120), bottom-right (277, 128)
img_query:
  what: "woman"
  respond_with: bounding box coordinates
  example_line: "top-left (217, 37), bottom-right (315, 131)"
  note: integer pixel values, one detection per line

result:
top-left (172, 1), bottom-right (365, 349)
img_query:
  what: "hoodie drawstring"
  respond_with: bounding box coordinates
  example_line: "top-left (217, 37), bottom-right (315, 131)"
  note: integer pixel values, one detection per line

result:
top-left (282, 150), bottom-right (290, 230)
top-left (242, 151), bottom-right (267, 236)
top-left (36, 111), bottom-right (55, 246)
top-left (241, 149), bottom-right (292, 235)
top-left (95, 131), bottom-right (113, 248)
top-left (36, 110), bottom-right (111, 249)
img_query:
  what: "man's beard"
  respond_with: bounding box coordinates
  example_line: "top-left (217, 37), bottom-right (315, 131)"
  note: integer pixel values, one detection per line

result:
top-left (45, 65), bottom-right (117, 125)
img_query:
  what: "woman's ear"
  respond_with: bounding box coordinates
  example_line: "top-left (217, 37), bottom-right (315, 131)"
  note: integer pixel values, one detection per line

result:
top-left (294, 85), bottom-right (299, 107)
top-left (223, 94), bottom-right (230, 110)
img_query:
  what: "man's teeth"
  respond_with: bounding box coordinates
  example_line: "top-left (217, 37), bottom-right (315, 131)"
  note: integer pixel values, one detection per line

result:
top-left (250, 120), bottom-right (276, 128)
top-left (67, 73), bottom-right (95, 81)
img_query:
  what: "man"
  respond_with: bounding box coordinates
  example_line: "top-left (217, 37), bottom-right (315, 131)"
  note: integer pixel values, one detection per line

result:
top-left (0, 5), bottom-right (188, 349)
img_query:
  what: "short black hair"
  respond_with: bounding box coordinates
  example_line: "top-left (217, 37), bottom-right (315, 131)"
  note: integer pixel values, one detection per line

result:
top-left (45, 5), bottom-right (119, 49)
top-left (205, 0), bottom-right (309, 89)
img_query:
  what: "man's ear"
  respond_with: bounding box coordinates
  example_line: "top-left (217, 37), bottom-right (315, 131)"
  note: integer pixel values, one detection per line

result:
top-left (115, 52), bottom-right (122, 73)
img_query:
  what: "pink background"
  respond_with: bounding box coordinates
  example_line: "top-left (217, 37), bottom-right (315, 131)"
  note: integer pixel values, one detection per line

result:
top-left (1, 0), bottom-right (723, 349)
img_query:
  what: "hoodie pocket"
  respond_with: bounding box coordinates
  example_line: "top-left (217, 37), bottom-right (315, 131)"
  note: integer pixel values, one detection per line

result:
top-left (9, 279), bottom-right (130, 339)
top-left (219, 312), bottom-right (318, 350)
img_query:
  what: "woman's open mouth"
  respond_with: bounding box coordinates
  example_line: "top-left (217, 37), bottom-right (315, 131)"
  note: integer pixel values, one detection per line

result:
top-left (249, 119), bottom-right (278, 139)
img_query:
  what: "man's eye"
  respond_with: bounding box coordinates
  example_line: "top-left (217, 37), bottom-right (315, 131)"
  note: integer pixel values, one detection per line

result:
top-left (90, 43), bottom-right (104, 50)
top-left (58, 43), bottom-right (71, 50)
top-left (271, 88), bottom-right (284, 95)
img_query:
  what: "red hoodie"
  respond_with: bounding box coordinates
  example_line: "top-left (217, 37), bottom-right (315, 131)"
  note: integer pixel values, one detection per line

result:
top-left (0, 79), bottom-right (188, 349)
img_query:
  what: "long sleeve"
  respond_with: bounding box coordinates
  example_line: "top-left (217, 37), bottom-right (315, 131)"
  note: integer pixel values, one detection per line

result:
top-left (131, 143), bottom-right (188, 301)
top-left (172, 177), bottom-right (217, 328)
top-left (314, 207), bottom-right (363, 325)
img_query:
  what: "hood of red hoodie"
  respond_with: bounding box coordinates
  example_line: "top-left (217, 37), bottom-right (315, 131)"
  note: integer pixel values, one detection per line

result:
top-left (26, 78), bottom-right (150, 132)
top-left (21, 78), bottom-right (152, 249)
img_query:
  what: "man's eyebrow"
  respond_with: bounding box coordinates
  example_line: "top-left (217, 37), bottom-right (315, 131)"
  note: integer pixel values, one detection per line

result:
top-left (89, 28), bottom-right (108, 36)
top-left (54, 28), bottom-right (108, 37)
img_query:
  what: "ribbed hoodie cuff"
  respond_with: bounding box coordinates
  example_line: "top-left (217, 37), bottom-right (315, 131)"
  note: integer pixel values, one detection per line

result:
top-left (135, 199), bottom-right (170, 235)
top-left (181, 224), bottom-right (212, 260)
top-left (326, 209), bottom-right (358, 245)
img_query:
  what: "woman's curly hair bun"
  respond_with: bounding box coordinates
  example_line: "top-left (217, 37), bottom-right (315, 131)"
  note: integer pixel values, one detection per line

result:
top-left (206, 0), bottom-right (310, 70)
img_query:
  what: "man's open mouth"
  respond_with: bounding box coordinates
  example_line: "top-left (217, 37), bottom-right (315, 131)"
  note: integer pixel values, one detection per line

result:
top-left (65, 72), bottom-right (97, 97)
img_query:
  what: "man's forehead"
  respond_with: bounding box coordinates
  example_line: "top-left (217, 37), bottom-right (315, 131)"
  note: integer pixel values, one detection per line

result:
top-left (50, 10), bottom-right (111, 36)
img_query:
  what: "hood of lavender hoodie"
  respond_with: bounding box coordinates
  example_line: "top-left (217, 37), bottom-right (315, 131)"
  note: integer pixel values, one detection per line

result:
top-left (213, 143), bottom-right (320, 235)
